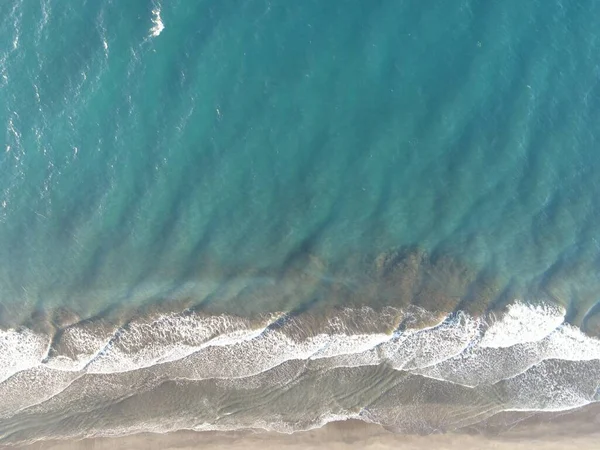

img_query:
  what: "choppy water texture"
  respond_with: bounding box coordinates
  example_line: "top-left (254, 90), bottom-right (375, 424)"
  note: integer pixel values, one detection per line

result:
top-left (1, 0), bottom-right (600, 445)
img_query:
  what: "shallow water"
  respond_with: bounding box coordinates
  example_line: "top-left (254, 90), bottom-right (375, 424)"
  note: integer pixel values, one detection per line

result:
top-left (1, 0), bottom-right (600, 445)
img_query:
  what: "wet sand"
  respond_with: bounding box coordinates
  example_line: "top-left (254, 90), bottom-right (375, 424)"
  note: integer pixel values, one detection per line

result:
top-left (10, 403), bottom-right (600, 450)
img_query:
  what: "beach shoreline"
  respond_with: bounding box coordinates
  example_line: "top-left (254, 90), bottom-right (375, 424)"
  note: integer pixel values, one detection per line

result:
top-left (2, 300), bottom-right (599, 447)
top-left (10, 403), bottom-right (600, 450)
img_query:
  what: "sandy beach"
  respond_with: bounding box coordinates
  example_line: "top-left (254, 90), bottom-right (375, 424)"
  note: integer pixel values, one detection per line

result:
top-left (10, 403), bottom-right (600, 450)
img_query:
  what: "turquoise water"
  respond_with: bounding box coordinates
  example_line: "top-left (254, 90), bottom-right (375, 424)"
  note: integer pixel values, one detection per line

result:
top-left (2, 0), bottom-right (600, 444)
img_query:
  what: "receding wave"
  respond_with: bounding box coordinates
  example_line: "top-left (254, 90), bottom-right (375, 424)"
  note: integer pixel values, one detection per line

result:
top-left (1, 299), bottom-right (600, 445)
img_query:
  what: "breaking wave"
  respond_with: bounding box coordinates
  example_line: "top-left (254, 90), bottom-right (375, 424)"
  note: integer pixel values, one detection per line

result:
top-left (1, 300), bottom-right (600, 445)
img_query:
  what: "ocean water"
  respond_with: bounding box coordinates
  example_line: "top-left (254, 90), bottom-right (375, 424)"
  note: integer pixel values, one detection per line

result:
top-left (1, 0), bottom-right (600, 444)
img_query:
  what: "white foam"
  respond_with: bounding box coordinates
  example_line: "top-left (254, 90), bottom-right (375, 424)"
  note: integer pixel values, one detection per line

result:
top-left (150, 8), bottom-right (165, 37)
top-left (161, 313), bottom-right (480, 385)
top-left (23, 303), bottom-right (600, 385)
top-left (479, 301), bottom-right (565, 348)
top-left (0, 304), bottom-right (594, 386)
top-left (0, 328), bottom-right (49, 383)
top-left (79, 307), bottom-right (399, 378)
top-left (43, 325), bottom-right (116, 372)
top-left (542, 324), bottom-right (600, 360)
top-left (381, 312), bottom-right (481, 371)
top-left (162, 328), bottom-right (333, 381)
top-left (3, 302), bottom-right (600, 443)
top-left (85, 313), bottom-right (278, 374)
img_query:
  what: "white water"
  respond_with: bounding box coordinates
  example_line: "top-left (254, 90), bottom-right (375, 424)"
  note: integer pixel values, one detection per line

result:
top-left (2, 302), bottom-right (599, 384)
top-left (2, 301), bottom-right (600, 444)
top-left (150, 8), bottom-right (165, 37)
